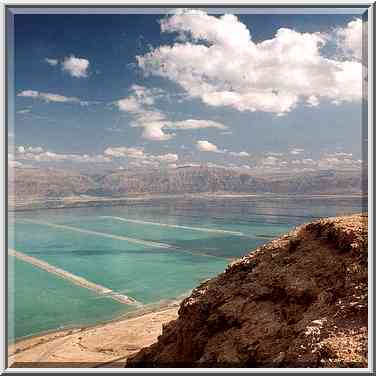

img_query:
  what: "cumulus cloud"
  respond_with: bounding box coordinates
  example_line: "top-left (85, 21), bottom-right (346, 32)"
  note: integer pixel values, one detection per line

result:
top-left (104, 145), bottom-right (178, 164)
top-left (196, 140), bottom-right (220, 152)
top-left (115, 86), bottom-right (175, 141)
top-left (290, 148), bottom-right (305, 155)
top-left (261, 156), bottom-right (279, 166)
top-left (32, 152), bottom-right (111, 163)
top-left (115, 85), bottom-right (161, 113)
top-left (27, 146), bottom-right (44, 153)
top-left (16, 145), bottom-right (44, 154)
top-left (251, 151), bottom-right (362, 172)
top-left (117, 96), bottom-right (144, 112)
top-left (15, 146), bottom-right (111, 164)
top-left (195, 140), bottom-right (248, 156)
top-left (317, 157), bottom-right (362, 170)
top-left (167, 119), bottom-right (227, 130)
top-left (104, 146), bottom-right (145, 158)
top-left (115, 85), bottom-right (227, 141)
top-left (336, 18), bottom-right (363, 60)
top-left (17, 90), bottom-right (92, 106)
top-left (62, 55), bottom-right (90, 78)
top-left (291, 158), bottom-right (315, 165)
top-left (45, 58), bottom-right (59, 66)
top-left (306, 95), bottom-right (319, 107)
top-left (325, 151), bottom-right (353, 158)
top-left (13, 144), bottom-right (179, 168)
top-left (152, 153), bottom-right (178, 162)
top-left (229, 151), bottom-right (250, 157)
top-left (140, 122), bottom-right (174, 141)
top-left (17, 108), bottom-right (32, 114)
top-left (137, 10), bottom-right (363, 114)
top-left (267, 152), bottom-right (284, 157)
top-left (281, 152), bottom-right (361, 171)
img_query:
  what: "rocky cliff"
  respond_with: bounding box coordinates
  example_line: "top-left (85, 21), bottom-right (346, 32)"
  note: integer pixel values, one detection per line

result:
top-left (127, 214), bottom-right (368, 368)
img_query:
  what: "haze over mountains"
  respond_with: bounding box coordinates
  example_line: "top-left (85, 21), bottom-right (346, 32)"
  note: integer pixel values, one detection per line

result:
top-left (9, 166), bottom-right (366, 203)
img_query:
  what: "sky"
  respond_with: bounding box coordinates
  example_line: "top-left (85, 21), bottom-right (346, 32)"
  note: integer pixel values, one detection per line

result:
top-left (9, 8), bottom-right (368, 173)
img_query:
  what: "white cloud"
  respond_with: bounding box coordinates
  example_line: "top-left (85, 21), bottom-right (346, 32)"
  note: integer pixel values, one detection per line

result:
top-left (17, 108), bottom-right (32, 114)
top-left (130, 84), bottom-right (160, 105)
top-left (104, 146), bottom-right (178, 164)
top-left (104, 146), bottom-right (145, 158)
top-left (167, 119), bottom-right (227, 130)
top-left (306, 95), bottom-right (319, 107)
top-left (267, 152), bottom-right (284, 157)
top-left (175, 163), bottom-right (201, 168)
top-left (45, 58), bottom-right (59, 66)
top-left (140, 122), bottom-right (174, 141)
top-left (196, 140), bottom-right (220, 152)
top-left (292, 158), bottom-right (315, 165)
top-left (336, 18), bottom-right (363, 60)
top-left (281, 152), bottom-right (361, 171)
top-left (17, 90), bottom-right (91, 106)
top-left (115, 86), bottom-right (173, 141)
top-left (16, 147), bottom-right (111, 164)
top-left (13, 144), bottom-right (179, 167)
top-left (326, 152), bottom-right (353, 157)
top-left (138, 118), bottom-right (228, 140)
top-left (117, 96), bottom-right (144, 112)
top-left (317, 156), bottom-right (361, 170)
top-left (261, 156), bottom-right (278, 166)
top-left (116, 85), bottom-right (227, 141)
top-left (195, 140), bottom-right (248, 156)
top-left (290, 148), bottom-right (305, 155)
top-left (229, 151), bottom-right (250, 157)
top-left (27, 146), bottom-right (44, 153)
top-left (152, 153), bottom-right (178, 163)
top-left (137, 10), bottom-right (363, 114)
top-left (62, 55), bottom-right (90, 78)
top-left (18, 90), bottom-right (39, 98)
top-left (115, 85), bottom-right (161, 113)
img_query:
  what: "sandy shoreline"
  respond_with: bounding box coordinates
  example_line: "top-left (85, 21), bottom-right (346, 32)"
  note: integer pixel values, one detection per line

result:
top-left (8, 305), bottom-right (179, 368)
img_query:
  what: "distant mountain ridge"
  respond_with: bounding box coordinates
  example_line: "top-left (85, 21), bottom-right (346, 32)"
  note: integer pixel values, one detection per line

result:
top-left (9, 166), bottom-right (366, 201)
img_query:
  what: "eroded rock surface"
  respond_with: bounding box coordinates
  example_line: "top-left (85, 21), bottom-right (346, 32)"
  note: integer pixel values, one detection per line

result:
top-left (127, 214), bottom-right (368, 368)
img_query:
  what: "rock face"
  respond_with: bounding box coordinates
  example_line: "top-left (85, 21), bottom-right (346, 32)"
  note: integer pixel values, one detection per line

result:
top-left (127, 214), bottom-right (368, 368)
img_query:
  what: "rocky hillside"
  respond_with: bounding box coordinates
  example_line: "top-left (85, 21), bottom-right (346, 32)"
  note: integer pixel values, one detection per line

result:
top-left (97, 168), bottom-right (365, 195)
top-left (9, 166), bottom-right (366, 200)
top-left (127, 214), bottom-right (368, 368)
top-left (9, 167), bottom-right (99, 198)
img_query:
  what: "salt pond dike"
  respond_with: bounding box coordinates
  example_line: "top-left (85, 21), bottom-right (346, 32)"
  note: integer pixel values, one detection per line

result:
top-left (127, 214), bottom-right (368, 368)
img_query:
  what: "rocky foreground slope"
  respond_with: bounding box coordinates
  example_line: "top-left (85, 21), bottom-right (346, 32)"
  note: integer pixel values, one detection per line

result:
top-left (127, 214), bottom-right (368, 368)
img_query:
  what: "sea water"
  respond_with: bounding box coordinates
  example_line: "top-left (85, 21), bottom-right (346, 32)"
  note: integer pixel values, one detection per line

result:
top-left (8, 195), bottom-right (366, 342)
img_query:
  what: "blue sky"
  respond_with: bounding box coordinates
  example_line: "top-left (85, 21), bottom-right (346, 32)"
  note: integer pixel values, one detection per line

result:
top-left (10, 9), bottom-right (367, 173)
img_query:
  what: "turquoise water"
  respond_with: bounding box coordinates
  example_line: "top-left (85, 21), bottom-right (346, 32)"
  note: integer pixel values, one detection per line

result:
top-left (8, 196), bottom-right (366, 342)
top-left (8, 258), bottom-right (130, 342)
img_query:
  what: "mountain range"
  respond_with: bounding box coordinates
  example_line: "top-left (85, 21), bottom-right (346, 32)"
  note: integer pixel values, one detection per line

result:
top-left (9, 166), bottom-right (367, 205)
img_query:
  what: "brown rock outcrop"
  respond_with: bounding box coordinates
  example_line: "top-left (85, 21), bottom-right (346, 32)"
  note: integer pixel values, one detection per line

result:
top-left (127, 214), bottom-right (368, 368)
